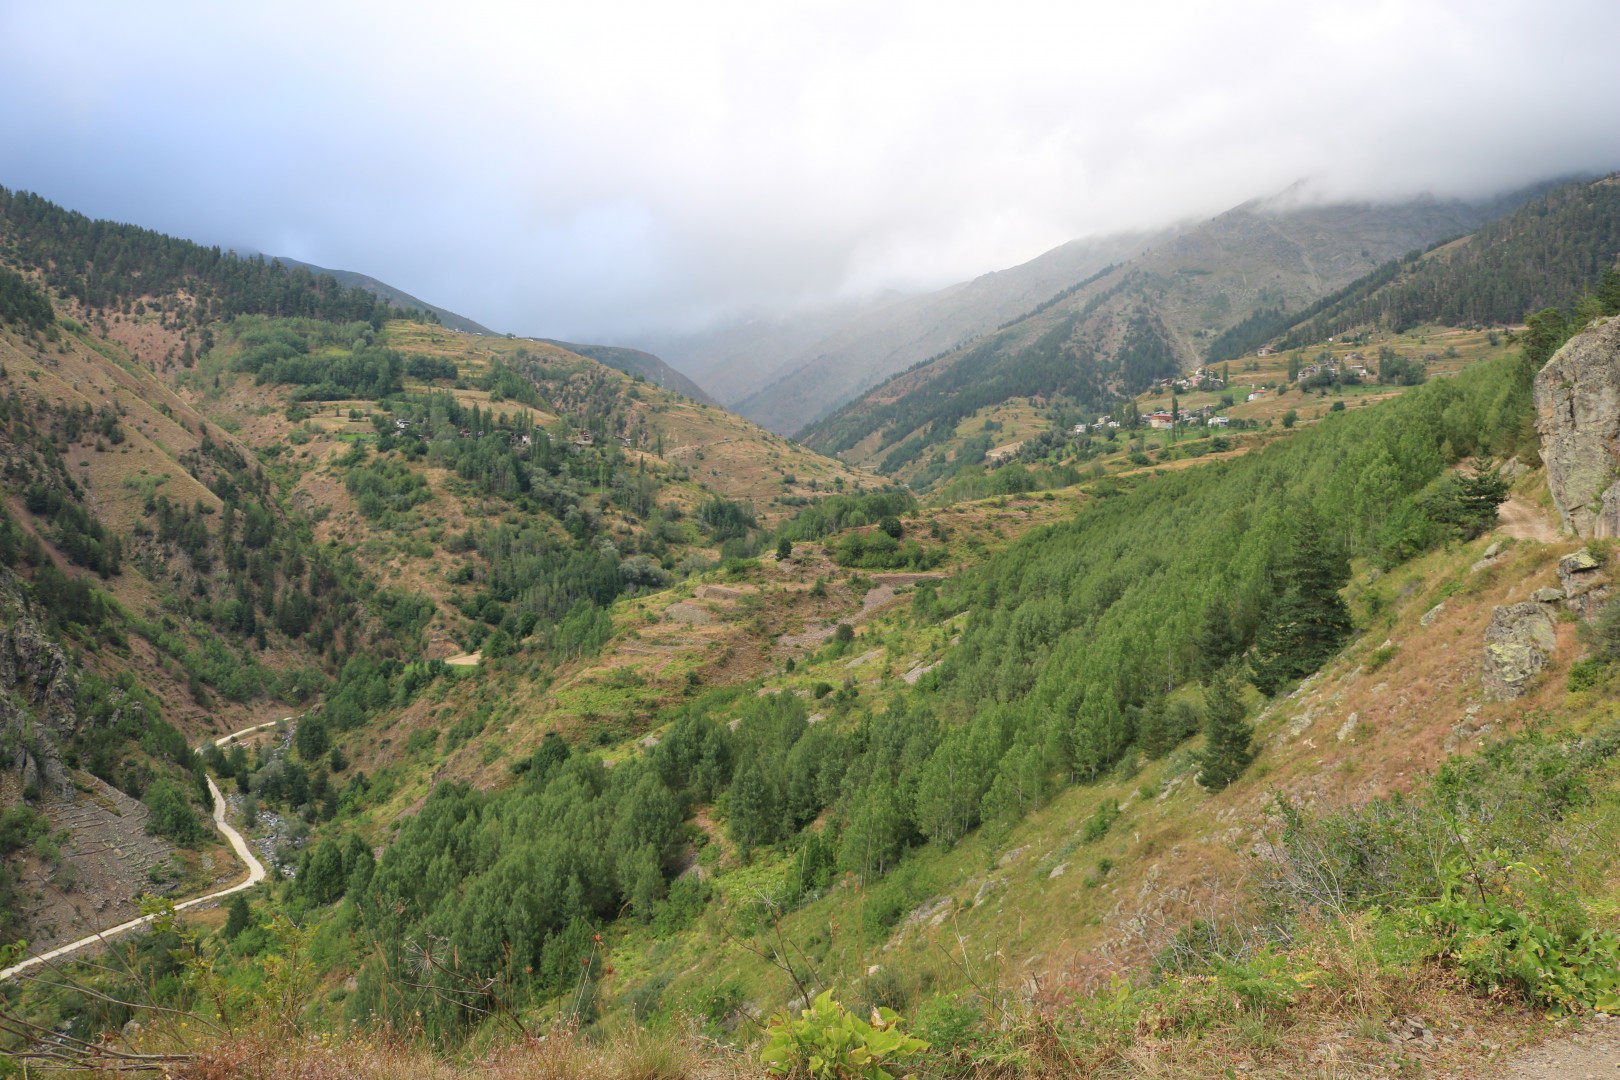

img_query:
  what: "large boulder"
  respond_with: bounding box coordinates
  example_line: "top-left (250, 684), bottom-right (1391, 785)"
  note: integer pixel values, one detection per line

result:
top-left (1556, 548), bottom-right (1612, 619)
top-left (1534, 316), bottom-right (1620, 538)
top-left (1482, 601), bottom-right (1558, 701)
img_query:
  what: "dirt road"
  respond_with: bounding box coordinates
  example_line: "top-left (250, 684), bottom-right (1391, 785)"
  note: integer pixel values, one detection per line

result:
top-left (0, 721), bottom-right (278, 982)
top-left (1484, 1013), bottom-right (1620, 1078)
top-left (1497, 494), bottom-right (1562, 543)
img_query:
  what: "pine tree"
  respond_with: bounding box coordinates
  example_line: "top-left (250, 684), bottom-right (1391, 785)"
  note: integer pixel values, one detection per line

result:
top-left (1249, 507), bottom-right (1352, 695)
top-left (223, 894), bottom-right (251, 940)
top-left (1191, 600), bottom-right (1240, 679)
top-left (726, 761), bottom-right (775, 852)
top-left (1598, 268), bottom-right (1620, 317)
top-left (1195, 673), bottom-right (1252, 792)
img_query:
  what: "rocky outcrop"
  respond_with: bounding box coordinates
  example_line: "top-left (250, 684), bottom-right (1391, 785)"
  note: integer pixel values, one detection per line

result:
top-left (0, 571), bottom-right (81, 796)
top-left (1556, 548), bottom-right (1612, 619)
top-left (1481, 601), bottom-right (1558, 701)
top-left (1533, 315), bottom-right (1620, 538)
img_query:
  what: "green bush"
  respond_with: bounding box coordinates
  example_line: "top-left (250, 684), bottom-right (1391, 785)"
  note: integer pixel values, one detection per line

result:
top-left (1422, 881), bottom-right (1620, 1013)
top-left (143, 780), bottom-right (206, 845)
top-left (0, 805), bottom-right (47, 855)
top-left (762, 990), bottom-right (928, 1080)
top-left (1080, 799), bottom-right (1121, 843)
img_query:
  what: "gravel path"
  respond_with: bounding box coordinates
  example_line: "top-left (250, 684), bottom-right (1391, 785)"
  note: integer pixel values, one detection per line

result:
top-left (0, 720), bottom-right (280, 981)
top-left (1485, 1015), bottom-right (1620, 1079)
top-left (1497, 494), bottom-right (1562, 543)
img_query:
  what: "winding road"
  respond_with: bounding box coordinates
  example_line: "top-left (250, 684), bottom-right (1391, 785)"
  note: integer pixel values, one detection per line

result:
top-left (0, 720), bottom-right (281, 982)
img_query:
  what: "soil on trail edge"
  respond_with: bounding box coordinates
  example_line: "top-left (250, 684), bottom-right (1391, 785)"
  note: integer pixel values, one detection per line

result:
top-left (1483, 1014), bottom-right (1620, 1079)
top-left (1497, 494), bottom-right (1562, 543)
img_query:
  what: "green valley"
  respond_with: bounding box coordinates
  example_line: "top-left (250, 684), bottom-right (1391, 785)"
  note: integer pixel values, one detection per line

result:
top-left (2, 173), bottom-right (1620, 1080)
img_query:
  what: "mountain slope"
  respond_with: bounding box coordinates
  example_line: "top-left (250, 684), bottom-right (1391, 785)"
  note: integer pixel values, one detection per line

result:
top-left (728, 230), bottom-right (1163, 432)
top-left (661, 186), bottom-right (1550, 437)
top-left (0, 189), bottom-right (879, 953)
top-left (798, 186), bottom-right (1552, 475)
top-left (9, 177), bottom-right (1620, 1080)
top-left (536, 339), bottom-right (719, 406)
top-left (1274, 174), bottom-right (1620, 346)
top-left (629, 293), bottom-right (904, 407)
top-left (271, 256), bottom-right (498, 335)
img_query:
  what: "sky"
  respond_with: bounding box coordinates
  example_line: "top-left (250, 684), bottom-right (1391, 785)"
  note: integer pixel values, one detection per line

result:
top-left (2, 0), bottom-right (1619, 341)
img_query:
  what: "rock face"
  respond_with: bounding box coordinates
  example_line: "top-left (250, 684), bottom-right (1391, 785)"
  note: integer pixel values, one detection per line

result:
top-left (1557, 548), bottom-right (1612, 619)
top-left (1482, 601), bottom-right (1558, 701)
top-left (0, 570), bottom-right (85, 796)
top-left (1533, 315), bottom-right (1620, 538)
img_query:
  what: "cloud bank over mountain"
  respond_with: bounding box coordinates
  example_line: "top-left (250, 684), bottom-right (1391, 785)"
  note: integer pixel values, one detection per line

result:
top-left (1, 0), bottom-right (1617, 342)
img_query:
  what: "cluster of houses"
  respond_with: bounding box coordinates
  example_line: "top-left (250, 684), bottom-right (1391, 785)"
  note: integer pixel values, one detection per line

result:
top-left (389, 416), bottom-right (611, 451)
top-left (568, 431), bottom-right (635, 450)
top-left (1147, 406), bottom-right (1233, 429)
top-left (1150, 366), bottom-right (1229, 394)
top-left (1296, 356), bottom-right (1370, 382)
top-left (1071, 416), bottom-right (1122, 435)
top-left (1072, 408), bottom-right (1232, 435)
top-left (394, 417), bottom-right (534, 443)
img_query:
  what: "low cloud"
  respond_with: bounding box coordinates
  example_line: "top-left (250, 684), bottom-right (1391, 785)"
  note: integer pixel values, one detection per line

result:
top-left (1, 0), bottom-right (1616, 340)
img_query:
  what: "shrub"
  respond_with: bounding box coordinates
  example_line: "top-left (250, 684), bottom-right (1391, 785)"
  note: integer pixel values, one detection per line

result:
top-left (1080, 798), bottom-right (1122, 843)
top-left (762, 990), bottom-right (928, 1080)
top-left (143, 780), bottom-right (206, 845)
top-left (0, 805), bottom-right (47, 855)
top-left (1568, 657), bottom-right (1609, 692)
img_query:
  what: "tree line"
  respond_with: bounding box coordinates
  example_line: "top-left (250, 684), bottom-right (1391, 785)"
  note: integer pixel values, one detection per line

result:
top-left (0, 186), bottom-right (437, 326)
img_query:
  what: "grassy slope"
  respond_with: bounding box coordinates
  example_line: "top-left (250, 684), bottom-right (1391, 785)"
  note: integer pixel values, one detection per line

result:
top-left (173, 434), bottom-right (1618, 1080)
top-left (263, 448), bottom-right (1607, 1012)
top-left (0, 293), bottom-right (879, 952)
top-left (4, 230), bottom-right (1618, 1080)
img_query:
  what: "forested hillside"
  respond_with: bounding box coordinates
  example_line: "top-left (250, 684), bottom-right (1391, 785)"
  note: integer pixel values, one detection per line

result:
top-left (796, 187), bottom-right (1543, 484)
top-left (0, 187), bottom-right (438, 326)
top-left (270, 257), bottom-right (497, 336)
top-left (1275, 175), bottom-right (1620, 347)
top-left (0, 189), bottom-right (874, 954)
top-left (5, 180), bottom-right (1620, 1080)
top-left (538, 339), bottom-right (719, 406)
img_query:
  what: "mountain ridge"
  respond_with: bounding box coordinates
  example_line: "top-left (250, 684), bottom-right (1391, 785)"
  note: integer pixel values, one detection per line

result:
top-left (657, 185), bottom-right (1556, 437)
top-left (268, 256), bottom-right (499, 335)
top-left (534, 338), bottom-right (719, 406)
top-left (795, 183), bottom-right (1558, 473)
